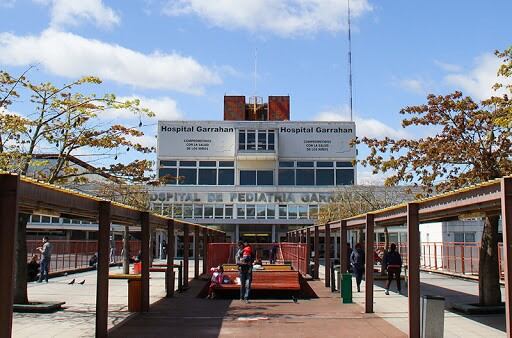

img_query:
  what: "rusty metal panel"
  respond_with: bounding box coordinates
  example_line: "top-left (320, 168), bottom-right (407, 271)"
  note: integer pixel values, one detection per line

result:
top-left (224, 96), bottom-right (246, 120)
top-left (268, 96), bottom-right (290, 121)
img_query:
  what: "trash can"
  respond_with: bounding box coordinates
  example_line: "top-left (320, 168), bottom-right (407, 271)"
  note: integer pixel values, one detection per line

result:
top-left (341, 273), bottom-right (352, 303)
top-left (421, 295), bottom-right (445, 338)
top-left (133, 262), bottom-right (141, 274)
top-left (128, 279), bottom-right (142, 312)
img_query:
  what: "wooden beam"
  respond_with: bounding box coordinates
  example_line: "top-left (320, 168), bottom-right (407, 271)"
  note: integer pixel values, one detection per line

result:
top-left (0, 174), bottom-right (19, 338)
top-left (501, 177), bottom-right (512, 336)
top-left (407, 203), bottom-right (420, 338)
top-left (95, 201), bottom-right (111, 338)
top-left (325, 224), bottom-right (331, 288)
top-left (194, 226), bottom-right (200, 279)
top-left (183, 223), bottom-right (190, 288)
top-left (166, 219), bottom-right (175, 298)
top-left (340, 220), bottom-right (348, 273)
top-left (141, 212), bottom-right (150, 312)
top-left (202, 228), bottom-right (208, 275)
top-left (365, 214), bottom-right (375, 313)
top-left (306, 227), bottom-right (311, 275)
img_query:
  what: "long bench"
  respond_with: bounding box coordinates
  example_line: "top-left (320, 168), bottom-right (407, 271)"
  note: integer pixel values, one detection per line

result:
top-left (214, 270), bottom-right (301, 291)
top-left (222, 264), bottom-right (293, 272)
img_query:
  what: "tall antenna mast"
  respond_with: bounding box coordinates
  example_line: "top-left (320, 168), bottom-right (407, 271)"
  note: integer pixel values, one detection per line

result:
top-left (347, 0), bottom-right (353, 121)
top-left (254, 48), bottom-right (258, 97)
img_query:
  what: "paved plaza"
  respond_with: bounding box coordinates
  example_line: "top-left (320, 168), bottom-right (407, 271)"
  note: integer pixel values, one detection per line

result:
top-left (11, 261), bottom-right (507, 337)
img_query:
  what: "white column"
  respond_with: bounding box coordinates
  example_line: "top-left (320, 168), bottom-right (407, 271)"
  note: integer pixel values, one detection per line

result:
top-left (272, 225), bottom-right (276, 242)
top-left (235, 224), bottom-right (240, 242)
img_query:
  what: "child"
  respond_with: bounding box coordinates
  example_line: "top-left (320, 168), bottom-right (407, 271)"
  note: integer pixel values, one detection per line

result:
top-left (207, 266), bottom-right (224, 299)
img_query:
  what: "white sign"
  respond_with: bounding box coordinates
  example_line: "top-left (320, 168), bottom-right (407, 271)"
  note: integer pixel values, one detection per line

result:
top-left (278, 122), bottom-right (356, 158)
top-left (158, 121), bottom-right (236, 158)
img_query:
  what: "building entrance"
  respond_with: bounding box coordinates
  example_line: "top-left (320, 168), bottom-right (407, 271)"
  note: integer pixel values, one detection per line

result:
top-left (240, 233), bottom-right (271, 243)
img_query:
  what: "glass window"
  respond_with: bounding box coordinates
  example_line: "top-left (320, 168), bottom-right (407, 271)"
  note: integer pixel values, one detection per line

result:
top-left (237, 206), bottom-right (245, 219)
top-left (225, 205), bottom-right (233, 219)
top-left (173, 204), bottom-right (183, 218)
top-left (246, 205), bottom-right (256, 219)
top-left (160, 160), bottom-right (176, 166)
top-left (256, 205), bottom-right (266, 219)
top-left (214, 205), bottom-right (223, 218)
top-left (193, 205), bottom-right (203, 218)
top-left (72, 219), bottom-right (80, 224)
top-left (297, 161), bottom-right (314, 167)
top-left (178, 168), bottom-right (197, 185)
top-left (279, 169), bottom-right (295, 185)
top-left (299, 205), bottom-right (308, 219)
top-left (198, 168), bottom-right (216, 185)
top-left (454, 232), bottom-right (464, 243)
top-left (41, 216), bottom-right (51, 223)
top-left (199, 161), bottom-right (216, 167)
top-left (180, 161), bottom-right (196, 167)
top-left (219, 161), bottom-right (234, 167)
top-left (161, 204), bottom-right (170, 216)
top-left (317, 161), bottom-right (334, 167)
top-left (309, 205), bottom-right (319, 219)
top-left (279, 205), bottom-right (287, 219)
top-left (183, 205), bottom-right (193, 218)
top-left (465, 232), bottom-right (476, 242)
top-left (247, 130), bottom-right (256, 150)
top-left (239, 130), bottom-right (246, 150)
top-left (204, 205), bottom-right (214, 218)
top-left (279, 161), bottom-right (294, 167)
top-left (62, 218), bottom-right (71, 224)
top-left (316, 169), bottom-right (334, 185)
top-left (267, 205), bottom-right (276, 218)
top-left (257, 170), bottom-right (274, 185)
top-left (218, 169), bottom-right (234, 185)
top-left (336, 161), bottom-right (353, 168)
top-left (336, 169), bottom-right (354, 185)
top-left (159, 168), bottom-right (177, 184)
top-left (268, 131), bottom-right (275, 150)
top-left (240, 170), bottom-right (257, 185)
top-left (51, 217), bottom-right (60, 223)
top-left (288, 205), bottom-right (298, 219)
top-left (31, 215), bottom-right (41, 223)
top-left (296, 169), bottom-right (314, 185)
top-left (257, 130), bottom-right (267, 150)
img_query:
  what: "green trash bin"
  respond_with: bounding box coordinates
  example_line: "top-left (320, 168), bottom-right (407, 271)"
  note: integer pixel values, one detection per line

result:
top-left (341, 273), bottom-right (353, 304)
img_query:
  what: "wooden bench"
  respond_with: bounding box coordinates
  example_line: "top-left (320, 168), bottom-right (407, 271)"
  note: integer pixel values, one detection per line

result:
top-left (214, 271), bottom-right (301, 291)
top-left (222, 264), bottom-right (293, 272)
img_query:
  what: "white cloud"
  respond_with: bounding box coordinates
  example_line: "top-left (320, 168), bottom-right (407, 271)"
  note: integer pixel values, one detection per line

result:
top-left (444, 53), bottom-right (511, 101)
top-left (34, 0), bottom-right (120, 29)
top-left (315, 106), bottom-right (410, 139)
top-left (433, 60), bottom-right (462, 73)
top-left (163, 0), bottom-right (372, 37)
top-left (356, 165), bottom-right (389, 185)
top-left (104, 96), bottom-right (184, 121)
top-left (396, 78), bottom-right (430, 95)
top-left (0, 29), bottom-right (221, 94)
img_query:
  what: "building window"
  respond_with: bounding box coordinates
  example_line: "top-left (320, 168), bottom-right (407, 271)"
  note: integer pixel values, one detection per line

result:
top-left (278, 161), bottom-right (354, 186)
top-left (239, 129), bottom-right (275, 151)
top-left (178, 168), bottom-right (197, 185)
top-left (198, 168), bottom-right (216, 185)
top-left (267, 205), bottom-right (276, 218)
top-left (296, 169), bottom-right (314, 185)
top-left (278, 169), bottom-right (295, 185)
top-left (336, 168), bottom-right (354, 185)
top-left (225, 205), bottom-right (233, 219)
top-left (246, 205), bottom-right (256, 219)
top-left (316, 169), bottom-right (334, 185)
top-left (184, 205), bottom-right (193, 218)
top-left (160, 160), bottom-right (234, 186)
top-left (256, 205), bottom-right (266, 219)
top-left (240, 170), bottom-right (273, 185)
top-left (279, 205), bottom-right (287, 219)
top-left (204, 205), bottom-right (214, 218)
top-left (237, 206), bottom-right (245, 219)
top-left (240, 170), bottom-right (257, 185)
top-left (193, 205), bottom-right (203, 218)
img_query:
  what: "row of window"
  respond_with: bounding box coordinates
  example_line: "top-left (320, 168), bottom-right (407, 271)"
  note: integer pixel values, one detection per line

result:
top-left (239, 129), bottom-right (275, 151)
top-left (159, 160), bottom-right (355, 186)
top-left (29, 215), bottom-right (93, 225)
top-left (152, 203), bottom-right (320, 220)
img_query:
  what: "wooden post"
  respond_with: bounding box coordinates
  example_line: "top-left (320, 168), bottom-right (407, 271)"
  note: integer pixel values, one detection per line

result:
top-left (365, 214), bottom-right (375, 313)
top-left (314, 225), bottom-right (320, 279)
top-left (340, 221), bottom-right (348, 273)
top-left (0, 175), bottom-right (19, 338)
top-left (166, 219), bottom-right (175, 298)
top-left (203, 228), bottom-right (208, 274)
top-left (407, 203), bottom-right (420, 338)
top-left (501, 177), bottom-right (512, 336)
top-left (194, 226), bottom-right (200, 279)
top-left (141, 212), bottom-right (150, 312)
top-left (183, 223), bottom-right (190, 288)
top-left (325, 224), bottom-right (331, 287)
top-left (122, 225), bottom-right (130, 274)
top-left (96, 201), bottom-right (111, 337)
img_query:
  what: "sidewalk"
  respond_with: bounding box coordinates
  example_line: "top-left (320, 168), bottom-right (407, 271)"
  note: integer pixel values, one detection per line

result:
top-left (320, 264), bottom-right (506, 338)
top-left (12, 259), bottom-right (200, 338)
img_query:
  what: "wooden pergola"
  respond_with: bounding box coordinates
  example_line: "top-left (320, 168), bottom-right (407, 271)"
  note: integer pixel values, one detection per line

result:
top-left (0, 173), bottom-right (225, 338)
top-left (288, 176), bottom-right (512, 338)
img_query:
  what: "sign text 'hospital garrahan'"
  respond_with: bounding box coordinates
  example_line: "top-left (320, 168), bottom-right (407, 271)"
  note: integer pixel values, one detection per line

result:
top-left (160, 125), bottom-right (353, 134)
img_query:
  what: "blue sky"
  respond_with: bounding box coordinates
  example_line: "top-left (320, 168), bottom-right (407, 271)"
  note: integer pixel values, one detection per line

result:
top-left (1, 0), bottom-right (511, 182)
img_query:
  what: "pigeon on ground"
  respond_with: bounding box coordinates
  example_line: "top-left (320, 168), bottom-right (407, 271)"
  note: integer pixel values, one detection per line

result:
top-left (78, 280), bottom-right (85, 285)
top-left (68, 279), bottom-right (75, 285)
top-left (292, 296), bottom-right (298, 303)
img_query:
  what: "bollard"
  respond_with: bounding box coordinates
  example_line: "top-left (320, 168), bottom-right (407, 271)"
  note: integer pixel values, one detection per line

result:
top-left (421, 295), bottom-right (445, 338)
top-left (341, 273), bottom-right (352, 303)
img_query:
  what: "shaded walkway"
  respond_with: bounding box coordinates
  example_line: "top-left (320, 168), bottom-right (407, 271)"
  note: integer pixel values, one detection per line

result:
top-left (110, 279), bottom-right (406, 338)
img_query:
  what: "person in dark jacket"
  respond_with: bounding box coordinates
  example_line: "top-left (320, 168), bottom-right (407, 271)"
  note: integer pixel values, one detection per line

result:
top-left (27, 255), bottom-right (40, 282)
top-left (383, 243), bottom-right (402, 295)
top-left (350, 243), bottom-right (365, 292)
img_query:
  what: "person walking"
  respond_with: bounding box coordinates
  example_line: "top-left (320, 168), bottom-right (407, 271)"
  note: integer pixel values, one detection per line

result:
top-left (350, 243), bottom-right (365, 292)
top-left (383, 243), bottom-right (402, 295)
top-left (238, 242), bottom-right (253, 303)
top-left (37, 236), bottom-right (52, 283)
